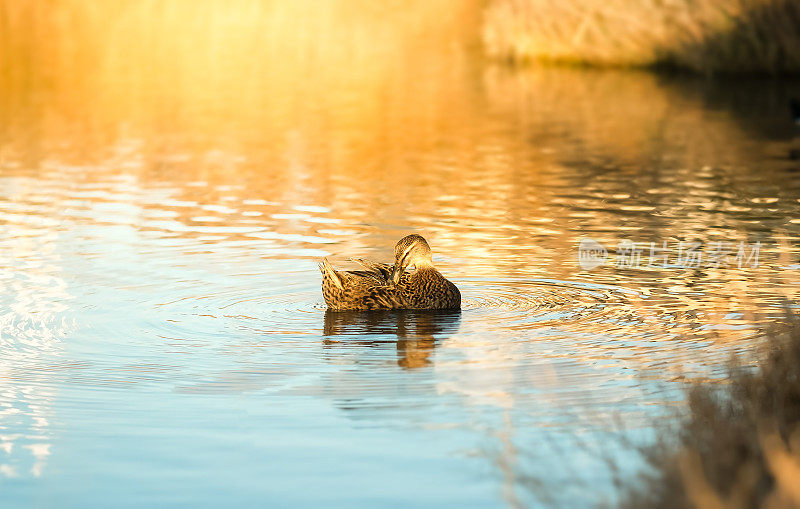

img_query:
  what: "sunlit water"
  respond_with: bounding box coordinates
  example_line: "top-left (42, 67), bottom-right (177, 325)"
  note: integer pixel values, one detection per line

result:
top-left (2, 32), bottom-right (800, 506)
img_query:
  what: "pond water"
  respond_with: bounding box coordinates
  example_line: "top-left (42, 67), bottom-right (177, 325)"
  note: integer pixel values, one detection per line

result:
top-left (2, 22), bottom-right (800, 507)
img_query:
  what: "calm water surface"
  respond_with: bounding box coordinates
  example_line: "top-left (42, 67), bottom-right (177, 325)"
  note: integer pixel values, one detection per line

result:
top-left (2, 51), bottom-right (800, 506)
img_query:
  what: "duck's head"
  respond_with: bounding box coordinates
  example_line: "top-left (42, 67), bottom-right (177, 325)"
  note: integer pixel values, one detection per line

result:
top-left (391, 234), bottom-right (433, 285)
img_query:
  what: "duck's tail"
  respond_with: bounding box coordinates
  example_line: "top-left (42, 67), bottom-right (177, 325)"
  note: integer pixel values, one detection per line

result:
top-left (318, 258), bottom-right (344, 290)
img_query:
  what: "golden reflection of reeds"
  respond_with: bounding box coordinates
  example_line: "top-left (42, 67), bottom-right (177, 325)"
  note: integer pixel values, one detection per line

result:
top-left (482, 0), bottom-right (800, 73)
top-left (2, 0), bottom-right (799, 355)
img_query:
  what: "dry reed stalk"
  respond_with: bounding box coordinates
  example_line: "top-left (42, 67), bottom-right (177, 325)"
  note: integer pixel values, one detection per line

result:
top-left (482, 0), bottom-right (800, 74)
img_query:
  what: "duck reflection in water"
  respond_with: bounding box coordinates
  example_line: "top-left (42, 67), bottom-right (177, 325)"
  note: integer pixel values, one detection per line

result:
top-left (323, 309), bottom-right (461, 369)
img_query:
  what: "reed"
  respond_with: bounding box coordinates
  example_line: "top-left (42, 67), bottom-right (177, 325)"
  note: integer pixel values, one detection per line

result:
top-left (482, 0), bottom-right (800, 74)
top-left (621, 316), bottom-right (800, 508)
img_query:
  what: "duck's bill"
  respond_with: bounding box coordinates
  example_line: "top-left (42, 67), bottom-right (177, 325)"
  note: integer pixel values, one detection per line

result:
top-left (391, 265), bottom-right (403, 285)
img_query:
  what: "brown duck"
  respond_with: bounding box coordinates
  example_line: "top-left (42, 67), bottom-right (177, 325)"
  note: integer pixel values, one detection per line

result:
top-left (319, 234), bottom-right (461, 311)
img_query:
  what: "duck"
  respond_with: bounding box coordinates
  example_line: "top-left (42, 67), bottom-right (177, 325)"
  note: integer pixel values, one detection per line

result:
top-left (319, 234), bottom-right (461, 311)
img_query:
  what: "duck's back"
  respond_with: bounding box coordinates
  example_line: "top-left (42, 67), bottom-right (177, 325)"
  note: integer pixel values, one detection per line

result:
top-left (320, 259), bottom-right (460, 311)
top-left (401, 268), bottom-right (461, 309)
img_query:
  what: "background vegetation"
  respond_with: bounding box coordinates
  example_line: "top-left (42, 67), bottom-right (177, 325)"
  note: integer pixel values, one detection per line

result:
top-left (3, 0), bottom-right (799, 75)
top-left (483, 0), bottom-right (800, 73)
top-left (621, 318), bottom-right (800, 508)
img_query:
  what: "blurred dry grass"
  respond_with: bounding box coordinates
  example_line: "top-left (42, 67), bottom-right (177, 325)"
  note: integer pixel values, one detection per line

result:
top-left (0, 0), bottom-right (479, 111)
top-left (621, 316), bottom-right (800, 508)
top-left (483, 0), bottom-right (800, 73)
top-left (0, 0), bottom-right (480, 168)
